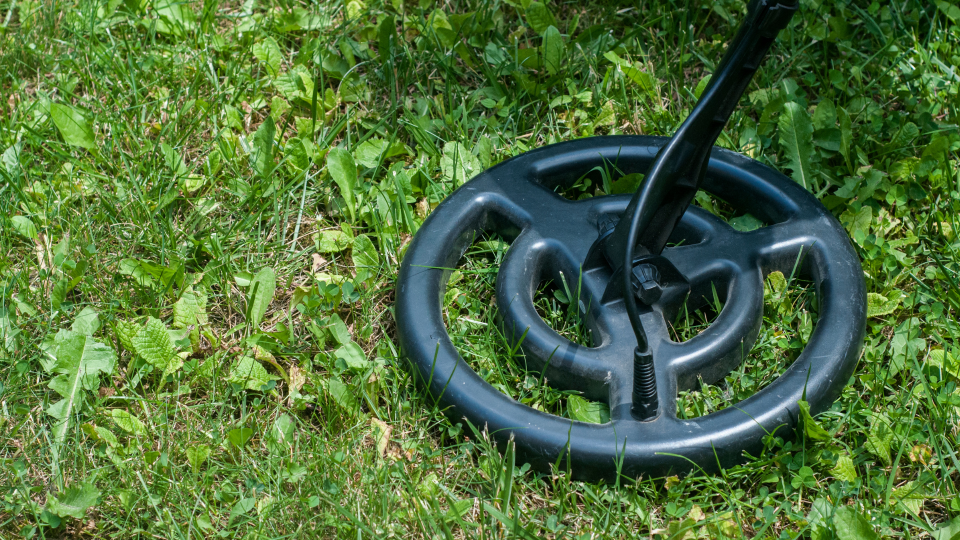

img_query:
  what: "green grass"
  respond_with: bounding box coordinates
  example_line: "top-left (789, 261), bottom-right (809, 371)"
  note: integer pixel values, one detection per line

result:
top-left (1, 0), bottom-right (960, 537)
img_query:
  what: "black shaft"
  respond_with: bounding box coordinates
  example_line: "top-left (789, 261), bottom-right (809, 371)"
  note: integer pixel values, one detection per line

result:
top-left (618, 0), bottom-right (797, 420)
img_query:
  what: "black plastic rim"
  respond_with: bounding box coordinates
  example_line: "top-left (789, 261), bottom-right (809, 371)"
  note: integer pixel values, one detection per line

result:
top-left (395, 135), bottom-right (866, 481)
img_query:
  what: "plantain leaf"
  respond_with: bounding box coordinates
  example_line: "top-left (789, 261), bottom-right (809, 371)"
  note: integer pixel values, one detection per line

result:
top-left (248, 267), bottom-right (276, 329)
top-left (45, 482), bottom-right (100, 520)
top-left (441, 142), bottom-right (482, 187)
top-left (542, 26), bottom-right (564, 75)
top-left (11, 216), bottom-right (38, 240)
top-left (525, 2), bottom-right (556, 35)
top-left (252, 37), bottom-right (283, 78)
top-left (798, 400), bottom-right (831, 440)
top-left (316, 229), bottom-right (352, 253)
top-left (327, 148), bottom-right (358, 221)
top-left (250, 116), bottom-right (276, 179)
top-left (834, 506), bottom-right (879, 540)
top-left (352, 234), bottom-right (380, 273)
top-left (50, 103), bottom-right (97, 151)
top-left (109, 409), bottom-right (146, 436)
top-left (228, 356), bottom-right (276, 391)
top-left (186, 444), bottom-right (212, 473)
top-left (936, 0), bottom-right (960, 22)
top-left (778, 102), bottom-right (818, 192)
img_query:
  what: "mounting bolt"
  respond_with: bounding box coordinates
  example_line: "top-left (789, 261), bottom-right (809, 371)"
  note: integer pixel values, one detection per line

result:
top-left (597, 215), bottom-right (620, 238)
top-left (631, 263), bottom-right (662, 305)
top-left (631, 348), bottom-right (658, 421)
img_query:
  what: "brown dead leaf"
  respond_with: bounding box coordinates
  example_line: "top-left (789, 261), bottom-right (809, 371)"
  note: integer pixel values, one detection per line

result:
top-left (312, 253), bottom-right (326, 273)
top-left (287, 365), bottom-right (306, 407)
top-left (370, 418), bottom-right (392, 458)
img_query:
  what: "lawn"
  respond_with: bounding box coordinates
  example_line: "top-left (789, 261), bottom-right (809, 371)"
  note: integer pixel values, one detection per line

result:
top-left (1, 0), bottom-right (959, 537)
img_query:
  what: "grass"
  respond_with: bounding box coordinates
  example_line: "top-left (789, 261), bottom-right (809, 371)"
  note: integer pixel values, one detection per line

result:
top-left (1, 0), bottom-right (960, 537)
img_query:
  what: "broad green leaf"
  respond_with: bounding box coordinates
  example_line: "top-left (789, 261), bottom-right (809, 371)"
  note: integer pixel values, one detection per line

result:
top-left (284, 137), bottom-right (311, 172)
top-left (336, 341), bottom-right (369, 372)
top-left (252, 37), bottom-right (283, 78)
top-left (354, 138), bottom-right (392, 169)
top-left (567, 395), bottom-right (610, 424)
top-left (46, 333), bottom-right (117, 444)
top-left (227, 426), bottom-right (255, 448)
top-left (379, 15), bottom-right (397, 65)
top-left (155, 0), bottom-right (196, 36)
top-left (603, 51), bottom-right (655, 94)
top-left (812, 98), bottom-right (837, 131)
top-left (173, 287), bottom-right (207, 350)
top-left (525, 2), bottom-right (556, 35)
top-left (274, 65), bottom-right (316, 102)
top-left (316, 229), bottom-right (352, 253)
top-left (327, 148), bottom-right (358, 221)
top-left (778, 102), bottom-right (817, 191)
top-left (186, 444), bottom-right (211, 473)
top-left (228, 356), bottom-right (276, 391)
top-left (328, 313), bottom-right (352, 346)
top-left (441, 142), bottom-right (482, 187)
top-left (81, 423), bottom-right (118, 447)
top-left (428, 9), bottom-right (456, 49)
top-left (352, 234), bottom-right (380, 272)
top-left (840, 205), bottom-right (872, 237)
top-left (11, 216), bottom-right (38, 240)
top-left (890, 481), bottom-right (926, 514)
top-left (160, 142), bottom-right (189, 178)
top-left (928, 349), bottom-right (960, 380)
top-left (764, 271), bottom-right (787, 300)
top-left (266, 414), bottom-right (295, 454)
top-left (798, 400), bottom-right (831, 441)
top-left (0, 306), bottom-right (17, 354)
top-left (831, 454), bottom-right (858, 482)
top-left (109, 409), bottom-right (146, 436)
top-left (867, 292), bottom-right (901, 318)
top-left (118, 258), bottom-right (157, 289)
top-left (542, 26), bottom-right (563, 75)
top-left (327, 376), bottom-right (359, 412)
top-left (51, 277), bottom-right (71, 311)
top-left (114, 320), bottom-right (139, 354)
top-left (609, 173), bottom-right (644, 194)
top-left (594, 100), bottom-right (616, 127)
top-left (729, 214), bottom-right (764, 232)
top-left (676, 67), bottom-right (703, 96)
top-left (174, 286), bottom-right (208, 329)
top-left (250, 116), bottom-right (276, 179)
top-left (50, 103), bottom-right (97, 151)
top-left (936, 0), bottom-right (960, 22)
top-left (834, 506), bottom-right (879, 540)
top-left (865, 416), bottom-right (894, 466)
top-left (881, 122), bottom-right (918, 154)
top-left (71, 307), bottom-right (100, 336)
top-left (932, 517), bottom-right (960, 540)
top-left (248, 267), bottom-right (276, 328)
top-left (133, 317), bottom-right (182, 376)
top-left (45, 482), bottom-right (100, 520)
top-left (2, 142), bottom-right (22, 178)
